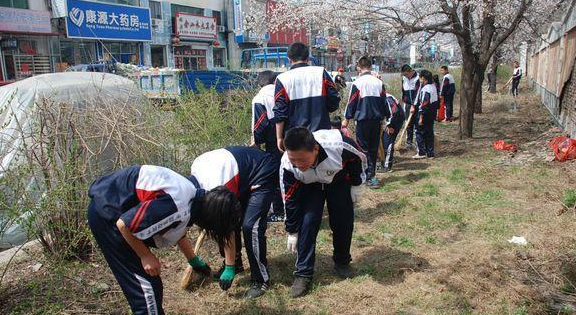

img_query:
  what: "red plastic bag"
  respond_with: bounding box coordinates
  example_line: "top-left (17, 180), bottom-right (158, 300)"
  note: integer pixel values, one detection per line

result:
top-left (549, 136), bottom-right (576, 162)
top-left (437, 98), bottom-right (446, 122)
top-left (493, 140), bottom-right (518, 152)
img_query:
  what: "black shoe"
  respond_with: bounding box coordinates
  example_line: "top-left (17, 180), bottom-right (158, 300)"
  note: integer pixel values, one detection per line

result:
top-left (385, 167), bottom-right (393, 173)
top-left (290, 277), bottom-right (311, 298)
top-left (245, 281), bottom-right (269, 299)
top-left (213, 262), bottom-right (244, 280)
top-left (333, 264), bottom-right (355, 279)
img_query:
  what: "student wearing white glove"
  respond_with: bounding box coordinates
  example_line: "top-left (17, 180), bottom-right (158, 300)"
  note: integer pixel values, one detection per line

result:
top-left (280, 127), bottom-right (367, 298)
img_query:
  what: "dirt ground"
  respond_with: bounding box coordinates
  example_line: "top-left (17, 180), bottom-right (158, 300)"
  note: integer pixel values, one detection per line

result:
top-left (1, 83), bottom-right (576, 315)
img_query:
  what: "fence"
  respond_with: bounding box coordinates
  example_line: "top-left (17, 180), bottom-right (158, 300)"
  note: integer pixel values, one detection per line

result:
top-left (527, 2), bottom-right (576, 137)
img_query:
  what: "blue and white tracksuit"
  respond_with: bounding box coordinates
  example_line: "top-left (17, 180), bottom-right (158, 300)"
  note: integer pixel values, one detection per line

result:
top-left (345, 72), bottom-right (387, 179)
top-left (381, 94), bottom-right (405, 169)
top-left (191, 146), bottom-right (279, 283)
top-left (415, 84), bottom-right (439, 157)
top-left (88, 165), bottom-right (201, 315)
top-left (252, 84), bottom-right (284, 217)
top-left (402, 72), bottom-right (420, 144)
top-left (274, 63), bottom-right (340, 132)
top-left (440, 73), bottom-right (456, 120)
top-left (512, 67), bottom-right (522, 97)
top-left (280, 130), bottom-right (367, 278)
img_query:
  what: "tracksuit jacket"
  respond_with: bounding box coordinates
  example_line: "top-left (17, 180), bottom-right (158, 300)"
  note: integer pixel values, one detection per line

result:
top-left (252, 84), bottom-right (279, 155)
top-left (274, 63), bottom-right (340, 132)
top-left (402, 71), bottom-right (421, 106)
top-left (440, 73), bottom-right (456, 98)
top-left (87, 165), bottom-right (202, 315)
top-left (344, 72), bottom-right (387, 121)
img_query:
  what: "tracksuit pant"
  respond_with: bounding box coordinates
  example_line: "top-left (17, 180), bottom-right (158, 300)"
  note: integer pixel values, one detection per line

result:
top-left (268, 151), bottom-right (285, 218)
top-left (444, 95), bottom-right (454, 120)
top-left (381, 127), bottom-right (400, 170)
top-left (511, 79), bottom-right (520, 97)
top-left (356, 120), bottom-right (382, 179)
top-left (416, 111), bottom-right (436, 157)
top-left (294, 181), bottom-right (354, 278)
top-left (218, 185), bottom-right (273, 283)
top-left (405, 103), bottom-right (416, 145)
top-left (88, 201), bottom-right (164, 315)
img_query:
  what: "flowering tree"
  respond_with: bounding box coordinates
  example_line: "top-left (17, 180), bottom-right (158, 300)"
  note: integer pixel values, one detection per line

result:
top-left (246, 0), bottom-right (564, 138)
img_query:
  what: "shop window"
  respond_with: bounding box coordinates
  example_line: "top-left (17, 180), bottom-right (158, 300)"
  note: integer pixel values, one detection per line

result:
top-left (104, 42), bottom-right (140, 64)
top-left (174, 47), bottom-right (206, 70)
top-left (0, 0), bottom-right (28, 9)
top-left (213, 48), bottom-right (225, 68)
top-left (59, 41), bottom-right (97, 68)
top-left (149, 0), bottom-right (162, 20)
top-left (213, 11), bottom-right (222, 26)
top-left (171, 4), bottom-right (203, 17)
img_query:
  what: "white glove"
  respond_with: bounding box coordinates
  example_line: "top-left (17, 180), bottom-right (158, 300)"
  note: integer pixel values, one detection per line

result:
top-left (350, 185), bottom-right (364, 204)
top-left (287, 233), bottom-right (298, 253)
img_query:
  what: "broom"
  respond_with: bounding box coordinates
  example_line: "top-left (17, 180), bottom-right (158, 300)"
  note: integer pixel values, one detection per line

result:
top-left (179, 230), bottom-right (208, 291)
top-left (394, 112), bottom-right (413, 152)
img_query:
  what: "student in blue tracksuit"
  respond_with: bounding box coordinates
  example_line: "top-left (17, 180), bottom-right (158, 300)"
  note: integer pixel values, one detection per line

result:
top-left (191, 146), bottom-right (279, 298)
top-left (381, 93), bottom-right (405, 172)
top-left (439, 65), bottom-right (456, 121)
top-left (510, 61), bottom-right (522, 97)
top-left (413, 70), bottom-right (439, 159)
top-left (88, 165), bottom-right (242, 315)
top-left (274, 42), bottom-right (341, 151)
top-left (251, 70), bottom-right (285, 223)
top-left (342, 56), bottom-right (387, 188)
top-left (401, 64), bottom-right (421, 148)
top-left (280, 127), bottom-right (367, 298)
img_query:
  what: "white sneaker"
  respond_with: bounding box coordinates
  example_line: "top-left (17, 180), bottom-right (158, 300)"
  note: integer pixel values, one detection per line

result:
top-left (412, 154), bottom-right (427, 160)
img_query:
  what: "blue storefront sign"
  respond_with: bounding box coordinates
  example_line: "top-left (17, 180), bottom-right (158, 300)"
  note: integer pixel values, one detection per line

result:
top-left (65, 0), bottom-right (151, 41)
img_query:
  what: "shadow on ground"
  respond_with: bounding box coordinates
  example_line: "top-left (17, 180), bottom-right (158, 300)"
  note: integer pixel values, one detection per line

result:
top-left (355, 246), bottom-right (430, 286)
top-left (355, 200), bottom-right (409, 223)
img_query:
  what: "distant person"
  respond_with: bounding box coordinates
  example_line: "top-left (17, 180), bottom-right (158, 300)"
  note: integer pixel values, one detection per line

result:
top-left (510, 61), bottom-right (522, 97)
top-left (439, 65), bottom-right (456, 122)
top-left (334, 67), bottom-right (347, 91)
top-left (274, 42), bottom-right (341, 152)
top-left (413, 70), bottom-right (439, 159)
top-left (280, 127), bottom-right (366, 298)
top-left (250, 70), bottom-right (285, 223)
top-left (401, 64), bottom-right (420, 148)
top-left (381, 93), bottom-right (405, 172)
top-left (342, 56), bottom-right (387, 188)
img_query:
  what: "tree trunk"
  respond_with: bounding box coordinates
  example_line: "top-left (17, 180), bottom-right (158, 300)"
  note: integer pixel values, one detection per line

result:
top-left (459, 56), bottom-right (486, 139)
top-left (488, 63), bottom-right (499, 93)
top-left (459, 60), bottom-right (475, 139)
top-left (474, 82), bottom-right (483, 114)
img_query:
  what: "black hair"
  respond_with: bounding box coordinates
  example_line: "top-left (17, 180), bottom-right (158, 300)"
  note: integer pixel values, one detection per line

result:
top-left (401, 64), bottom-right (412, 73)
top-left (284, 127), bottom-right (316, 151)
top-left (330, 116), bottom-right (342, 129)
top-left (440, 65), bottom-right (448, 71)
top-left (193, 186), bottom-right (242, 248)
top-left (419, 70), bottom-right (433, 84)
top-left (357, 56), bottom-right (372, 69)
top-left (433, 74), bottom-right (440, 85)
top-left (287, 42), bottom-right (309, 62)
top-left (257, 70), bottom-right (277, 87)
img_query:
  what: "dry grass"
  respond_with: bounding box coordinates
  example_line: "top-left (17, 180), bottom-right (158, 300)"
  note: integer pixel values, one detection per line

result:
top-left (2, 81), bottom-right (576, 315)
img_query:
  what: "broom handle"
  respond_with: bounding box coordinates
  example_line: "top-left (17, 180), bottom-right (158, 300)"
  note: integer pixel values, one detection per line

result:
top-left (194, 230), bottom-right (206, 254)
